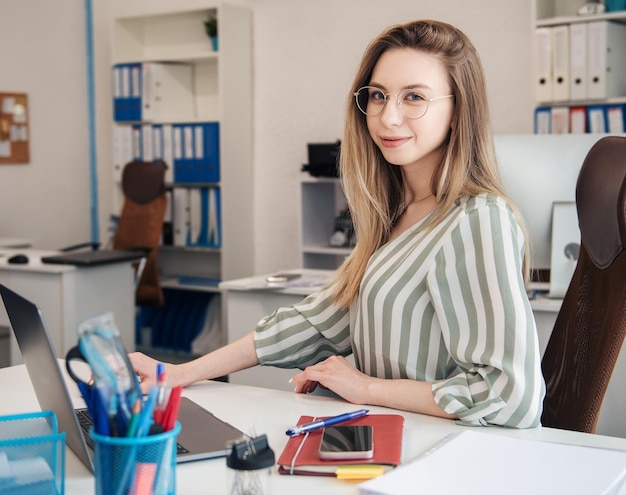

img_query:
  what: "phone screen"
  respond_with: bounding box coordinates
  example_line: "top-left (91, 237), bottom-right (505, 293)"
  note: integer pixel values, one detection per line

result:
top-left (318, 425), bottom-right (374, 460)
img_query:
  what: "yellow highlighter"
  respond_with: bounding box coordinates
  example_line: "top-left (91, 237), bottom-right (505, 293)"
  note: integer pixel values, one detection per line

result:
top-left (335, 465), bottom-right (386, 481)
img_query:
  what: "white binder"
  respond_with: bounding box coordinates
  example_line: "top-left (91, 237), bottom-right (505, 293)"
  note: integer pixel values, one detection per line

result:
top-left (569, 22), bottom-right (588, 100)
top-left (550, 25), bottom-right (570, 101)
top-left (550, 106), bottom-right (569, 134)
top-left (162, 124), bottom-right (174, 184)
top-left (141, 63), bottom-right (195, 122)
top-left (112, 125), bottom-right (133, 184)
top-left (534, 27), bottom-right (553, 102)
top-left (141, 124), bottom-right (153, 161)
top-left (587, 21), bottom-right (626, 100)
top-left (172, 188), bottom-right (190, 247)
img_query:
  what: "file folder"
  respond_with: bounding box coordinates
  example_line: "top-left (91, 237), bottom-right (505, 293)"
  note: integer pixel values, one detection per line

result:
top-left (172, 187), bottom-right (190, 247)
top-left (569, 106), bottom-right (587, 133)
top-left (112, 64), bottom-right (131, 122)
top-left (194, 123), bottom-right (220, 183)
top-left (172, 124), bottom-right (185, 183)
top-left (186, 187), bottom-right (221, 248)
top-left (534, 27), bottom-right (553, 102)
top-left (606, 104), bottom-right (625, 133)
top-left (131, 125), bottom-right (142, 160)
top-left (152, 124), bottom-right (163, 161)
top-left (142, 123), bottom-right (154, 162)
top-left (587, 21), bottom-right (626, 100)
top-left (550, 25), bottom-right (570, 102)
top-left (587, 105), bottom-right (607, 133)
top-left (129, 63), bottom-right (142, 121)
top-left (162, 124), bottom-right (174, 183)
top-left (569, 22), bottom-right (588, 100)
top-left (534, 107), bottom-right (551, 134)
top-left (550, 106), bottom-right (569, 134)
top-left (112, 125), bottom-right (133, 183)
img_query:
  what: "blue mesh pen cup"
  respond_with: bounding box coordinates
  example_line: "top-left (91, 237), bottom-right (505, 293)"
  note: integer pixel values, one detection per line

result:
top-left (90, 421), bottom-right (180, 495)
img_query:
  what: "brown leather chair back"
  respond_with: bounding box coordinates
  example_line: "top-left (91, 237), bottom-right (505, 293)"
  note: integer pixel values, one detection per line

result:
top-left (112, 161), bottom-right (168, 307)
top-left (541, 136), bottom-right (626, 433)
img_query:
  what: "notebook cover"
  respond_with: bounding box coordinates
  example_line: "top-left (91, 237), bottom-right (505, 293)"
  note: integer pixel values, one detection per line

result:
top-left (277, 414), bottom-right (404, 477)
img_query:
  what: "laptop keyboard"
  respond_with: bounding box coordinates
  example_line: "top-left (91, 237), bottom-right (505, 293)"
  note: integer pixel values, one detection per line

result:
top-left (75, 408), bottom-right (189, 455)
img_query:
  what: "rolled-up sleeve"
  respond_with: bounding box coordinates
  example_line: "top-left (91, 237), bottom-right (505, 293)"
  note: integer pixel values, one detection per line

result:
top-left (429, 200), bottom-right (545, 428)
top-left (254, 283), bottom-right (352, 369)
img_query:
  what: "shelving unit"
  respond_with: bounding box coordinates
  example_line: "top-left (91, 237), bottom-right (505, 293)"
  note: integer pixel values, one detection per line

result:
top-left (532, 0), bottom-right (626, 132)
top-left (110, 1), bottom-right (253, 357)
top-left (300, 176), bottom-right (351, 270)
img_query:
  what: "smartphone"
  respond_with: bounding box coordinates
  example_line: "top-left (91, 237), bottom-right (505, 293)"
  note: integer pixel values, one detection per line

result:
top-left (318, 425), bottom-right (374, 460)
top-left (265, 273), bottom-right (302, 283)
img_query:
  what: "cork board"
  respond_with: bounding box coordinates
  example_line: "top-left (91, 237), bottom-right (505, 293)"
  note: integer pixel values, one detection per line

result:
top-left (0, 92), bottom-right (30, 164)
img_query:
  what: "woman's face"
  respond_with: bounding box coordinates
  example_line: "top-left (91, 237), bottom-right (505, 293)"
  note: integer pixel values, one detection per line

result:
top-left (365, 48), bottom-right (454, 175)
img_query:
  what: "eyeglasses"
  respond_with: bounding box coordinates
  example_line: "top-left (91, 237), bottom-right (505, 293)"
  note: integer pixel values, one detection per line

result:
top-left (354, 86), bottom-right (454, 119)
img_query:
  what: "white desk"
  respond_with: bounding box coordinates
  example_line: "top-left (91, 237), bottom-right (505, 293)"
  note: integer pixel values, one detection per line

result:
top-left (1, 362), bottom-right (625, 494)
top-left (219, 269), bottom-right (333, 390)
top-left (0, 248), bottom-right (136, 365)
top-left (0, 238), bottom-right (31, 248)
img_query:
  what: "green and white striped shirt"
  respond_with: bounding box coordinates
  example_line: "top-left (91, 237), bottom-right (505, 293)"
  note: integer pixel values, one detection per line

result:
top-left (254, 194), bottom-right (545, 428)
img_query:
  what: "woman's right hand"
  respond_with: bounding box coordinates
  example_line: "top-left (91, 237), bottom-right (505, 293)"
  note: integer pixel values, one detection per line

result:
top-left (127, 352), bottom-right (177, 394)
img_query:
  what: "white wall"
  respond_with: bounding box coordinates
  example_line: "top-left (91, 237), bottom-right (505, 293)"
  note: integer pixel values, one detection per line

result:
top-left (0, 1), bottom-right (92, 248)
top-left (250, 0), bottom-right (534, 273)
top-left (0, 0), bottom-right (534, 272)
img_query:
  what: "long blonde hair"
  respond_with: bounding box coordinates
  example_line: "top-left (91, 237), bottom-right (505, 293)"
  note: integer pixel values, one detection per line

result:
top-left (332, 19), bottom-right (529, 308)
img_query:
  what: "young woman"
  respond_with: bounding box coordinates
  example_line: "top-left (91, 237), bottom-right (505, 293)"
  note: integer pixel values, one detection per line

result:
top-left (130, 19), bottom-right (545, 428)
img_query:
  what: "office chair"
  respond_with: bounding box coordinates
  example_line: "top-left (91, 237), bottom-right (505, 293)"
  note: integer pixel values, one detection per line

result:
top-left (112, 160), bottom-right (168, 307)
top-left (541, 136), bottom-right (626, 433)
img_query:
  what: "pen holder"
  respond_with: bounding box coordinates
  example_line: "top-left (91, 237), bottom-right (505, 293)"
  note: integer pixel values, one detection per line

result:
top-left (226, 434), bottom-right (275, 495)
top-left (0, 411), bottom-right (66, 495)
top-left (90, 421), bottom-right (180, 495)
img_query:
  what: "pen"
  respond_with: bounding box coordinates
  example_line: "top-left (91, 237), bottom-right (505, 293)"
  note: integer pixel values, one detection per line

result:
top-left (154, 363), bottom-right (168, 425)
top-left (285, 409), bottom-right (369, 436)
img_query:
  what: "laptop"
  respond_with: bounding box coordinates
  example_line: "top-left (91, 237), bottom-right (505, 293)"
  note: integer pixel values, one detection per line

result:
top-left (0, 284), bottom-right (245, 472)
top-left (40, 249), bottom-right (146, 266)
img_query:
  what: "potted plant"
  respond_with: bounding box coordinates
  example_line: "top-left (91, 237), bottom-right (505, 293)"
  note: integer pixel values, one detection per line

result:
top-left (204, 13), bottom-right (218, 51)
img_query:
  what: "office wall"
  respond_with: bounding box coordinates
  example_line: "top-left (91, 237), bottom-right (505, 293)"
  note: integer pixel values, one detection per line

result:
top-left (0, 1), bottom-right (92, 248)
top-left (251, 0), bottom-right (534, 273)
top-left (0, 0), bottom-right (534, 271)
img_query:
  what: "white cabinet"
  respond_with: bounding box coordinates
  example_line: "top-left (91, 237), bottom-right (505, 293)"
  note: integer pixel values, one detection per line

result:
top-left (300, 176), bottom-right (351, 270)
top-left (110, 1), bottom-right (253, 355)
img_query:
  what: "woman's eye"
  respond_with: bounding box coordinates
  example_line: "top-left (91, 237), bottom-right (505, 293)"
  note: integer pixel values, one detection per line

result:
top-left (404, 91), bottom-right (425, 102)
top-left (370, 90), bottom-right (386, 101)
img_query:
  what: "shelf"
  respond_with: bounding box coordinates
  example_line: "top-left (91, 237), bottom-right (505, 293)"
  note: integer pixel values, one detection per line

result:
top-left (536, 96), bottom-right (626, 106)
top-left (536, 10), bottom-right (626, 27)
top-left (113, 8), bottom-right (216, 62)
top-left (302, 245), bottom-right (353, 256)
top-left (161, 275), bottom-right (222, 293)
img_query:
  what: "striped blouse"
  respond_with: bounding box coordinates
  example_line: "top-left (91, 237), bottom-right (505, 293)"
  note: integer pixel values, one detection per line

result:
top-left (254, 194), bottom-right (546, 428)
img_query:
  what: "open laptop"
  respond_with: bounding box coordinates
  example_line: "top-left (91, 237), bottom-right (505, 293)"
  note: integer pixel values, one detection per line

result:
top-left (0, 284), bottom-right (245, 472)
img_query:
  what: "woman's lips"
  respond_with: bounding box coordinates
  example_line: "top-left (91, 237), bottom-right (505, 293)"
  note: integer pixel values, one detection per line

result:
top-left (380, 136), bottom-right (410, 148)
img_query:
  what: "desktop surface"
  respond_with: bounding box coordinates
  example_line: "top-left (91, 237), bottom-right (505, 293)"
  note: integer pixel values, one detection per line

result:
top-left (1, 362), bottom-right (626, 494)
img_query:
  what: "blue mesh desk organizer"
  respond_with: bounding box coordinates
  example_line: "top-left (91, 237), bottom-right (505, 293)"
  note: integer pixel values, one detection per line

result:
top-left (0, 411), bottom-right (66, 495)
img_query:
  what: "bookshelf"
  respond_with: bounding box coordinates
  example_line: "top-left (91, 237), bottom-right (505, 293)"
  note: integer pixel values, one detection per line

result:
top-left (110, 1), bottom-right (253, 356)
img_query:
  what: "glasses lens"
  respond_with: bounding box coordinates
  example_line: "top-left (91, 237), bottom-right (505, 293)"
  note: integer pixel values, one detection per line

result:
top-left (355, 87), bottom-right (385, 116)
top-left (398, 89), bottom-right (428, 119)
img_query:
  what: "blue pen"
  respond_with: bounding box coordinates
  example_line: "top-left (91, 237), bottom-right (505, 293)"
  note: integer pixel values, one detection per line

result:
top-left (286, 409), bottom-right (369, 436)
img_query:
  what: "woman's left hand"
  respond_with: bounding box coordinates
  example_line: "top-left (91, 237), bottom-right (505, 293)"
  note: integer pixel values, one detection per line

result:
top-left (289, 355), bottom-right (373, 404)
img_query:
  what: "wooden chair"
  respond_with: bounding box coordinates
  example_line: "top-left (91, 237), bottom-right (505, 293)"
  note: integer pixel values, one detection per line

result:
top-left (112, 160), bottom-right (168, 307)
top-left (541, 136), bottom-right (626, 433)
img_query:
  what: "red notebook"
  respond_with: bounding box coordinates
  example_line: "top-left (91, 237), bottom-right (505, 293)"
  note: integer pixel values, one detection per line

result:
top-left (277, 414), bottom-right (404, 476)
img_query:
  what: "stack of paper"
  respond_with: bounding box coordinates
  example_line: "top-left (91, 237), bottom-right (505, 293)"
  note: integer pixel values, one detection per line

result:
top-left (358, 430), bottom-right (626, 495)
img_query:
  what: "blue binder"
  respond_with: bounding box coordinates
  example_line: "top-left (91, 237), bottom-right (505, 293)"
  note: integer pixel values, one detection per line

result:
top-left (194, 123), bottom-right (220, 183)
